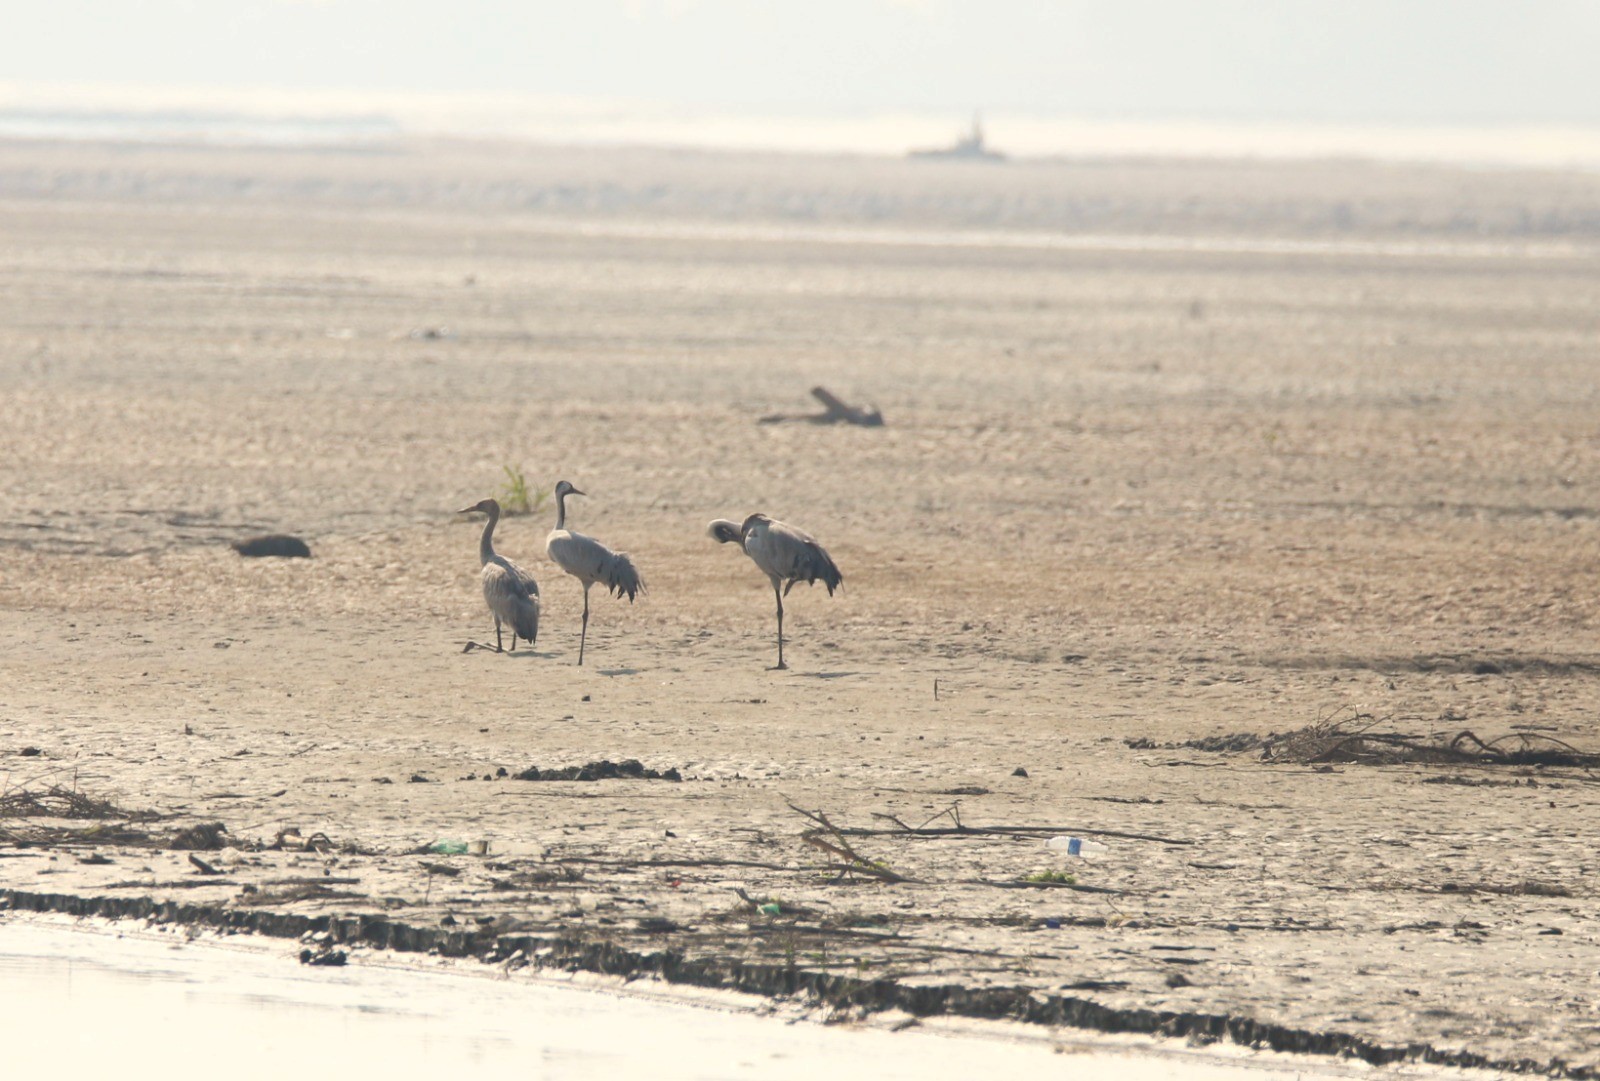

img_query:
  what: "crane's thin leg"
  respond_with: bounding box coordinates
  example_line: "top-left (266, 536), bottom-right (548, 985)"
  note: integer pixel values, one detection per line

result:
top-left (772, 582), bottom-right (787, 670)
top-left (578, 584), bottom-right (592, 666)
top-left (494, 617), bottom-right (505, 653)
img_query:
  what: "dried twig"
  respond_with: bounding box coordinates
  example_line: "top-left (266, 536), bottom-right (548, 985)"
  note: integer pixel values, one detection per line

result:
top-left (788, 802), bottom-right (910, 882)
top-left (854, 817), bottom-right (1192, 847)
top-left (0, 784), bottom-right (136, 821)
top-left (555, 855), bottom-right (805, 873)
top-left (976, 879), bottom-right (1126, 895)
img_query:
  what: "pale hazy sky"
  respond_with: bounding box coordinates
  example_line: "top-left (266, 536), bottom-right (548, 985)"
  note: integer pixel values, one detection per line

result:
top-left (5, 0), bottom-right (1600, 124)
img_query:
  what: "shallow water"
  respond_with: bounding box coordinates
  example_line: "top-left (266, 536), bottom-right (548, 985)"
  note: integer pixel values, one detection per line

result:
top-left (0, 919), bottom-right (1333, 1081)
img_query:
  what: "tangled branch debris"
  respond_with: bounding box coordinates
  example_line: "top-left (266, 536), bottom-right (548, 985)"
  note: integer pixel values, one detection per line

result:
top-left (0, 784), bottom-right (135, 820)
top-left (1129, 709), bottom-right (1600, 771)
top-left (788, 803), bottom-right (909, 882)
top-left (1265, 712), bottom-right (1600, 768)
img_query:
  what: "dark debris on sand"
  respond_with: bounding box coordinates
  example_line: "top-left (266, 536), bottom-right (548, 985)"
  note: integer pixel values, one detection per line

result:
top-left (513, 759), bottom-right (682, 782)
top-left (231, 534), bottom-right (312, 558)
top-left (1127, 711), bottom-right (1600, 770)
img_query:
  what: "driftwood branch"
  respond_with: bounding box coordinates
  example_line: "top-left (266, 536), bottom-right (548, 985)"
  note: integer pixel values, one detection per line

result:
top-left (760, 386), bottom-right (884, 427)
top-left (187, 853), bottom-right (223, 876)
top-left (788, 802), bottom-right (909, 882)
top-left (554, 855), bottom-right (810, 873)
top-left (975, 879), bottom-right (1126, 894)
top-left (859, 815), bottom-right (1193, 847)
top-left (1278, 720), bottom-right (1600, 769)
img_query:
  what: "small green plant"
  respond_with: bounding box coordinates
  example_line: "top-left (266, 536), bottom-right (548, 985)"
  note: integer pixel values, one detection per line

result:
top-left (498, 464), bottom-right (548, 516)
top-left (1022, 869), bottom-right (1077, 885)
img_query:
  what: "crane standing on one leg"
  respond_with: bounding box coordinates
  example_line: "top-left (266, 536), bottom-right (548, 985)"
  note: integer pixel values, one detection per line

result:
top-left (458, 497), bottom-right (540, 653)
top-left (709, 513), bottom-right (842, 670)
top-left (545, 480), bottom-right (646, 666)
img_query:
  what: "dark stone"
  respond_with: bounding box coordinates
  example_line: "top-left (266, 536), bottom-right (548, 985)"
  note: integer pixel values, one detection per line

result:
top-left (513, 759), bottom-right (683, 783)
top-left (231, 535), bottom-right (312, 559)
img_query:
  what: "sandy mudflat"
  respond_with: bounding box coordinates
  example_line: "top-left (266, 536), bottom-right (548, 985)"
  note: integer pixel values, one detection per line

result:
top-left (2, 137), bottom-right (1600, 1072)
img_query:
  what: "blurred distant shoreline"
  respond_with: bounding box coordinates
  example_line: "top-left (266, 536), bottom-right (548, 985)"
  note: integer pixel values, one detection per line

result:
top-left (5, 83), bottom-right (1600, 171)
top-left (5, 130), bottom-right (1600, 249)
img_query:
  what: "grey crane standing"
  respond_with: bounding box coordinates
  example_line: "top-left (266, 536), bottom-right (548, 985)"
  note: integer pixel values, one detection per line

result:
top-left (458, 497), bottom-right (540, 653)
top-left (545, 480), bottom-right (645, 665)
top-left (709, 513), bottom-right (842, 670)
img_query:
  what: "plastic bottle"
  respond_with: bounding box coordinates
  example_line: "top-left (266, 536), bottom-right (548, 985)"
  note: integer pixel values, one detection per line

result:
top-left (1045, 836), bottom-right (1108, 857)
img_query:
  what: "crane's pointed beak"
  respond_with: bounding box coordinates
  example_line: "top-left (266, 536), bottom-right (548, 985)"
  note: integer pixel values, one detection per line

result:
top-left (456, 505), bottom-right (479, 515)
top-left (570, 488), bottom-right (586, 498)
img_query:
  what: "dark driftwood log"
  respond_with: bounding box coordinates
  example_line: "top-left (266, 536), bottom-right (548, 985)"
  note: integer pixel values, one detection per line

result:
top-left (187, 853), bottom-right (224, 876)
top-left (231, 534), bottom-right (312, 558)
top-left (759, 386), bottom-right (884, 426)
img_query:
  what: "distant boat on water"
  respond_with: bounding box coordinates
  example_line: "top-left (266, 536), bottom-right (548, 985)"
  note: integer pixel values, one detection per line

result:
top-left (909, 114), bottom-right (1006, 162)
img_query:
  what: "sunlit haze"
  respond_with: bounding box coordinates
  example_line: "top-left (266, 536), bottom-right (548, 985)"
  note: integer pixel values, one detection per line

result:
top-left (4, 2), bottom-right (1600, 162)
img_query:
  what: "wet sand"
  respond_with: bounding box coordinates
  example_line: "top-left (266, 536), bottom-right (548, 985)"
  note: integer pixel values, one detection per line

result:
top-left (2, 137), bottom-right (1599, 1073)
top-left (5, 914), bottom-right (1411, 1080)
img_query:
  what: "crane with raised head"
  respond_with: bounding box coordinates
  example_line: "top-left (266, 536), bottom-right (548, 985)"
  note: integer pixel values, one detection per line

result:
top-left (545, 480), bottom-right (645, 666)
top-left (458, 497), bottom-right (540, 653)
top-left (709, 512), bottom-right (842, 670)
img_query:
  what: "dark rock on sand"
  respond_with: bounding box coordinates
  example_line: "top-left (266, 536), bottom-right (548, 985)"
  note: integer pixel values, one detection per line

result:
top-left (231, 534), bottom-right (312, 558)
top-left (514, 759), bottom-right (682, 782)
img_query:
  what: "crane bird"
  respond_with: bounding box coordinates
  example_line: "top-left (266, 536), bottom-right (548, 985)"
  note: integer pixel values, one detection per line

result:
top-left (544, 480), bottom-right (645, 666)
top-left (458, 497), bottom-right (540, 653)
top-left (709, 513), bottom-right (842, 670)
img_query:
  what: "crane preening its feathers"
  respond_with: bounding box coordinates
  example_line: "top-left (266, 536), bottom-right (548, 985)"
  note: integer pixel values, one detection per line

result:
top-left (458, 497), bottom-right (540, 653)
top-left (545, 480), bottom-right (646, 666)
top-left (709, 512), bottom-right (843, 670)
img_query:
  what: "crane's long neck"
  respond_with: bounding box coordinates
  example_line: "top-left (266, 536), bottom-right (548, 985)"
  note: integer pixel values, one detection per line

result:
top-left (555, 489), bottom-right (569, 531)
top-left (478, 505), bottom-right (499, 565)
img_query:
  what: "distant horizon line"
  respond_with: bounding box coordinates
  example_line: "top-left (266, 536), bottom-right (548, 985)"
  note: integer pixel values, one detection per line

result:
top-left (5, 82), bottom-right (1600, 171)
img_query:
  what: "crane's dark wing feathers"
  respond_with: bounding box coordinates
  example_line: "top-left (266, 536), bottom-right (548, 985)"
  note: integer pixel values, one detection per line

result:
top-left (603, 549), bottom-right (646, 602)
top-left (783, 538), bottom-right (843, 596)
